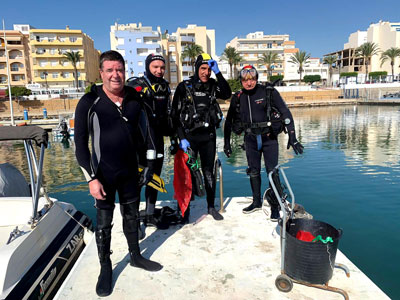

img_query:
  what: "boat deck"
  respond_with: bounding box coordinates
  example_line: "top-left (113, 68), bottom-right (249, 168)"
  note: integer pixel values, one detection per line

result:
top-left (55, 197), bottom-right (390, 300)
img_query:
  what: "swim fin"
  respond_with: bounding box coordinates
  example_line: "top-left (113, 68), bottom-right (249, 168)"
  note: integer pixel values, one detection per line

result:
top-left (138, 167), bottom-right (167, 193)
top-left (185, 148), bottom-right (205, 197)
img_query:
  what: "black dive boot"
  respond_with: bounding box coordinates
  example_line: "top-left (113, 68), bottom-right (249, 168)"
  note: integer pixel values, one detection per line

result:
top-left (204, 170), bottom-right (223, 221)
top-left (243, 175), bottom-right (262, 214)
top-left (120, 203), bottom-right (163, 272)
top-left (95, 209), bottom-right (113, 297)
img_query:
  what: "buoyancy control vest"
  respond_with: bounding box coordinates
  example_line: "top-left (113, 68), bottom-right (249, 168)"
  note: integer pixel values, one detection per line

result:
top-left (179, 80), bottom-right (223, 133)
top-left (232, 84), bottom-right (285, 136)
top-left (127, 76), bottom-right (174, 136)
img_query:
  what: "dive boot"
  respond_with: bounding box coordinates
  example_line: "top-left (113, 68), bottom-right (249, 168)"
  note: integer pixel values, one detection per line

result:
top-left (243, 175), bottom-right (262, 214)
top-left (120, 203), bottom-right (163, 272)
top-left (208, 207), bottom-right (223, 221)
top-left (270, 206), bottom-right (280, 222)
top-left (242, 202), bottom-right (262, 214)
top-left (95, 209), bottom-right (113, 297)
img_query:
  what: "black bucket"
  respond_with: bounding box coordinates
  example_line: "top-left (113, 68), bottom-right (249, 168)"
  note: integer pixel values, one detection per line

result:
top-left (284, 218), bottom-right (342, 284)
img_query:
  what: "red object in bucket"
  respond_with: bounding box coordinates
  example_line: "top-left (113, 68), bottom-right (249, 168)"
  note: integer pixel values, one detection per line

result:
top-left (296, 230), bottom-right (316, 242)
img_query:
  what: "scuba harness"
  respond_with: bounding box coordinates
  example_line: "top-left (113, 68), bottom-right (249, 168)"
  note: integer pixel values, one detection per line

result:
top-left (179, 80), bottom-right (224, 133)
top-left (127, 76), bottom-right (173, 131)
top-left (232, 82), bottom-right (286, 136)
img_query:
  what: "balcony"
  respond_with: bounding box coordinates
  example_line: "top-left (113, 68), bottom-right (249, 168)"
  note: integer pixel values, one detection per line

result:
top-left (182, 65), bottom-right (193, 72)
top-left (180, 36), bottom-right (195, 43)
top-left (30, 39), bottom-right (83, 46)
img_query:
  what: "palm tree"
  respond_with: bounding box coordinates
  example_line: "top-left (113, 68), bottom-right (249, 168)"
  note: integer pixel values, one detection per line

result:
top-left (323, 55), bottom-right (337, 87)
top-left (380, 47), bottom-right (400, 80)
top-left (355, 42), bottom-right (380, 82)
top-left (259, 51), bottom-right (279, 80)
top-left (221, 46), bottom-right (242, 79)
top-left (288, 50), bottom-right (311, 85)
top-left (181, 44), bottom-right (203, 73)
top-left (64, 51), bottom-right (81, 89)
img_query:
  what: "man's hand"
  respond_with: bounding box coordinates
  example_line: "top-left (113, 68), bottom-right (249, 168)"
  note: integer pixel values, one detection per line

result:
top-left (208, 60), bottom-right (220, 74)
top-left (179, 139), bottom-right (190, 152)
top-left (287, 131), bottom-right (304, 155)
top-left (89, 179), bottom-right (106, 200)
top-left (224, 143), bottom-right (232, 158)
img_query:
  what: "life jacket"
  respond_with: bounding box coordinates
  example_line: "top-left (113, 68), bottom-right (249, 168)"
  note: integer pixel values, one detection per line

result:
top-left (179, 80), bottom-right (223, 133)
top-left (232, 83), bottom-right (284, 136)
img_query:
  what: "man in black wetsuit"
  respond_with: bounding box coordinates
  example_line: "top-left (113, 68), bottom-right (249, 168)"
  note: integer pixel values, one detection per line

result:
top-left (127, 54), bottom-right (173, 229)
top-left (74, 50), bottom-right (162, 297)
top-left (224, 65), bottom-right (304, 221)
top-left (172, 53), bottom-right (231, 222)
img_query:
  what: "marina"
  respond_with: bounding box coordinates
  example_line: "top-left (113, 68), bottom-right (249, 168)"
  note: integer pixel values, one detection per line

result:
top-left (1, 104), bottom-right (399, 299)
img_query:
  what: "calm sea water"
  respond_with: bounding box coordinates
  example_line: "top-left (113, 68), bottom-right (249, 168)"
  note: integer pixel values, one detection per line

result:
top-left (1, 105), bottom-right (399, 299)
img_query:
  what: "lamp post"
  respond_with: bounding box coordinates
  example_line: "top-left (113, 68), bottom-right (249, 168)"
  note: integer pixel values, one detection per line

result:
top-left (43, 71), bottom-right (48, 93)
top-left (337, 54), bottom-right (342, 86)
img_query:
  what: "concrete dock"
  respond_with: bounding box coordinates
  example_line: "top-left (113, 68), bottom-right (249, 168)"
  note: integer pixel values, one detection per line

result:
top-left (54, 197), bottom-right (389, 300)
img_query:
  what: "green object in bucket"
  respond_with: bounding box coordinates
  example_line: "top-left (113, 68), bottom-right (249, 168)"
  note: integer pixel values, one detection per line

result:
top-left (312, 235), bottom-right (334, 244)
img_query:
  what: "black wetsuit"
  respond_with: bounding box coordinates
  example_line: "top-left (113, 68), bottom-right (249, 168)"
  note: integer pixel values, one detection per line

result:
top-left (224, 84), bottom-right (295, 207)
top-left (172, 73), bottom-right (231, 208)
top-left (127, 77), bottom-right (172, 215)
top-left (75, 84), bottom-right (147, 210)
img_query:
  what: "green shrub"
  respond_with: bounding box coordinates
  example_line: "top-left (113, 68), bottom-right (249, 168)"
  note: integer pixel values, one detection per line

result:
top-left (269, 75), bottom-right (284, 83)
top-left (369, 71), bottom-right (387, 78)
top-left (340, 72), bottom-right (358, 77)
top-left (6, 86), bottom-right (32, 97)
top-left (227, 79), bottom-right (242, 93)
top-left (303, 75), bottom-right (321, 84)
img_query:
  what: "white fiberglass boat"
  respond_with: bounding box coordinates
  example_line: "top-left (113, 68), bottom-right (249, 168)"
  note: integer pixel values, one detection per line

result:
top-left (0, 126), bottom-right (92, 300)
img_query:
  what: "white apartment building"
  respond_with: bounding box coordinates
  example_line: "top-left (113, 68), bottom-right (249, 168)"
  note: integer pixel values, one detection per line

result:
top-left (110, 23), bottom-right (162, 79)
top-left (162, 24), bottom-right (216, 89)
top-left (227, 32), bottom-right (297, 83)
top-left (325, 20), bottom-right (400, 83)
top-left (285, 56), bottom-right (328, 84)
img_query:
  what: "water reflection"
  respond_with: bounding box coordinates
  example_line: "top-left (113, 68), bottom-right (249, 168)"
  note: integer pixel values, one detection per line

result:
top-left (0, 105), bottom-right (399, 298)
top-left (1, 105), bottom-right (398, 191)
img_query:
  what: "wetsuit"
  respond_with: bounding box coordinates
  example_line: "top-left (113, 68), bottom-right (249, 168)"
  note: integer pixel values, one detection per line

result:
top-left (75, 84), bottom-right (147, 210)
top-left (172, 73), bottom-right (231, 211)
top-left (224, 83), bottom-right (296, 211)
top-left (127, 76), bottom-right (172, 218)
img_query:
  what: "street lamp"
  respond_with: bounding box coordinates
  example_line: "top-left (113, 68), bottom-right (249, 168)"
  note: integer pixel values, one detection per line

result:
top-left (43, 71), bottom-right (48, 93)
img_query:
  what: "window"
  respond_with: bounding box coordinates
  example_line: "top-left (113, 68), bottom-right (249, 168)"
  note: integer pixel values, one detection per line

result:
top-left (50, 48), bottom-right (56, 55)
top-left (40, 72), bottom-right (48, 79)
top-left (59, 37), bottom-right (66, 42)
top-left (52, 72), bottom-right (58, 78)
top-left (117, 38), bottom-right (124, 45)
top-left (169, 46), bottom-right (176, 52)
top-left (63, 72), bottom-right (69, 78)
top-left (62, 61), bottom-right (69, 66)
top-left (70, 37), bottom-right (77, 42)
top-left (51, 61), bottom-right (58, 66)
top-left (36, 48), bottom-right (46, 54)
top-left (136, 38), bottom-right (142, 43)
top-left (267, 43), bottom-right (272, 48)
top-left (39, 60), bottom-right (47, 67)
top-left (138, 61), bottom-right (143, 66)
top-left (48, 36), bottom-right (55, 42)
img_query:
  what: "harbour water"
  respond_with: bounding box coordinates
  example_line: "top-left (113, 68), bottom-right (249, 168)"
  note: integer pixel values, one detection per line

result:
top-left (1, 104), bottom-right (399, 300)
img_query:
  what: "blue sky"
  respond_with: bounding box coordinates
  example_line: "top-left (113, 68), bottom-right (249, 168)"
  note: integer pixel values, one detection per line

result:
top-left (2, 0), bottom-right (400, 58)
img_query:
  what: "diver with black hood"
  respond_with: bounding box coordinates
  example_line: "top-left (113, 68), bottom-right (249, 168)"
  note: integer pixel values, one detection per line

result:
top-left (224, 65), bottom-right (303, 221)
top-left (172, 53), bottom-right (231, 222)
top-left (127, 54), bottom-right (174, 229)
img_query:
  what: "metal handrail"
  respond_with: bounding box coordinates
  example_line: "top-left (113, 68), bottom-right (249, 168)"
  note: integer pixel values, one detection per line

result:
top-left (214, 158), bottom-right (225, 213)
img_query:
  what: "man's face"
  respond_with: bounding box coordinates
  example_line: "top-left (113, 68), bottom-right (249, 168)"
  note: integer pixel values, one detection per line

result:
top-left (241, 78), bottom-right (257, 90)
top-left (100, 60), bottom-right (125, 95)
top-left (198, 64), bottom-right (211, 83)
top-left (149, 60), bottom-right (165, 78)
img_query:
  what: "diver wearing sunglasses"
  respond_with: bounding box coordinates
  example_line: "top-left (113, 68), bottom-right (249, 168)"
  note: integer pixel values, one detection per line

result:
top-left (224, 65), bottom-right (303, 220)
top-left (127, 54), bottom-right (174, 229)
top-left (171, 53), bottom-right (231, 222)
